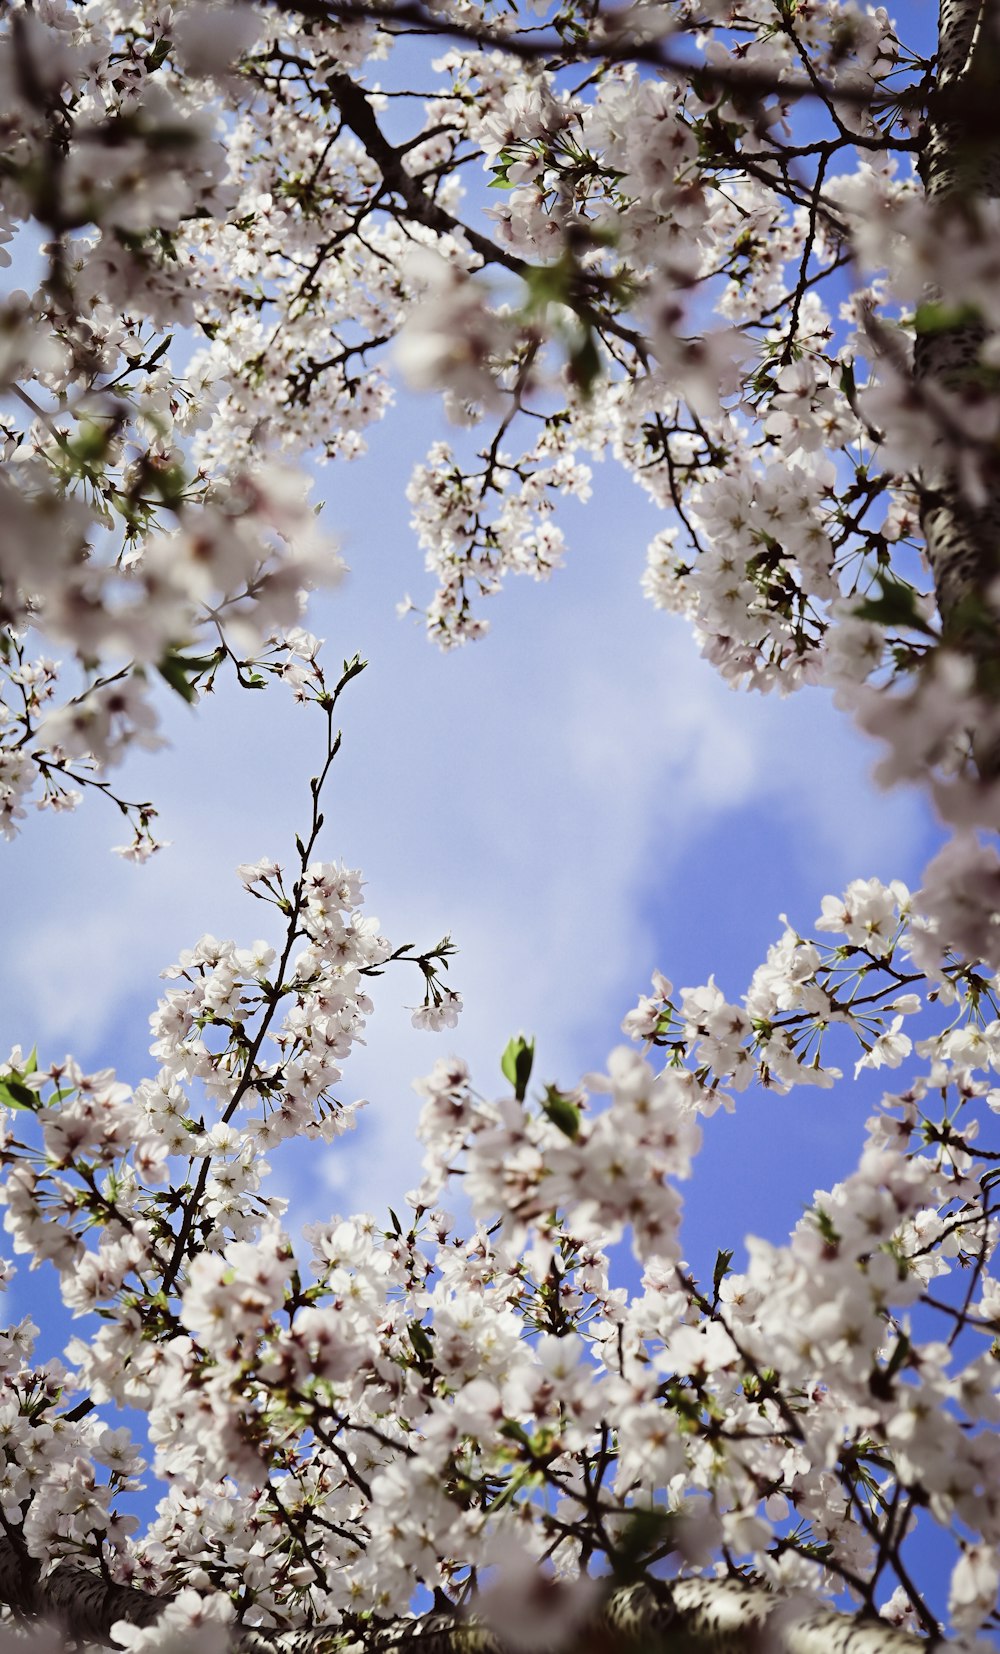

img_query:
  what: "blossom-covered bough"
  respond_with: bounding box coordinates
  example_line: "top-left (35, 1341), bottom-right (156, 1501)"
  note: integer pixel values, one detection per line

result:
top-left (3, 0), bottom-right (1000, 1648)
top-left (5, 835), bottom-right (1000, 1652)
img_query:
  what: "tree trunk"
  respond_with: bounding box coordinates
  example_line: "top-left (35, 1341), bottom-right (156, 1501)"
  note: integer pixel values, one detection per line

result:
top-left (0, 1545), bottom-right (928, 1654)
top-left (916, 0), bottom-right (1000, 731)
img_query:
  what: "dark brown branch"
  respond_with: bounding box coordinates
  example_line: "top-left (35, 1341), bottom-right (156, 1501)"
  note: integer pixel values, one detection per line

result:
top-left (274, 0), bottom-right (931, 118)
top-left (0, 1541), bottom-right (167, 1641)
top-left (325, 74), bottom-right (526, 276)
top-left (323, 74), bottom-right (647, 358)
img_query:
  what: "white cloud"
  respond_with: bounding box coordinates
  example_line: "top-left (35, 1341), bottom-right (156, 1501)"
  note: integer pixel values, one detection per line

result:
top-left (15, 909), bottom-right (148, 1055)
top-left (263, 610), bottom-right (929, 1225)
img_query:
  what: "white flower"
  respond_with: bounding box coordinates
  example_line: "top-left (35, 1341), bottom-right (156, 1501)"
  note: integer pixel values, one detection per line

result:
top-left (949, 1545), bottom-right (1000, 1631)
top-left (172, 3), bottom-right (262, 75)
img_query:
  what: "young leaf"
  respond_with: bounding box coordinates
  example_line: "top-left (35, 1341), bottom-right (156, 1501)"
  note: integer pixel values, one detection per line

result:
top-left (501, 1034), bottom-right (535, 1100)
top-left (854, 579), bottom-right (933, 636)
top-left (712, 1248), bottom-right (734, 1299)
top-left (0, 1077), bottom-right (37, 1111)
top-left (568, 326), bottom-right (602, 399)
top-left (541, 1084), bottom-right (581, 1140)
top-left (409, 1322), bottom-right (434, 1364)
top-left (156, 649), bottom-right (221, 703)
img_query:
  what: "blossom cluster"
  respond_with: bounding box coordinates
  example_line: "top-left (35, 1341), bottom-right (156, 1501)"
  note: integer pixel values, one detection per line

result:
top-left (0, 0), bottom-right (348, 851)
top-left (4, 0), bottom-right (1000, 958)
top-left (0, 866), bottom-right (996, 1647)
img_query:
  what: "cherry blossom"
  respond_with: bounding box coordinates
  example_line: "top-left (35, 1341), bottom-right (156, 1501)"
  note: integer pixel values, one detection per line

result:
top-left (3, 0), bottom-right (1000, 1650)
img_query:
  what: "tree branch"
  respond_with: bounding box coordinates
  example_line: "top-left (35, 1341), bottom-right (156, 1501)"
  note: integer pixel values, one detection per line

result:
top-left (275, 0), bottom-right (929, 116)
top-left (0, 1544), bottom-right (929, 1654)
top-left (323, 74), bottom-right (648, 357)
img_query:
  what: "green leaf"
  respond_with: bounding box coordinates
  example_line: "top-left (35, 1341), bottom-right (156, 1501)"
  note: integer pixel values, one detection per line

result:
top-left (145, 334), bottom-right (174, 369)
top-left (156, 649), bottom-right (221, 703)
top-left (145, 34), bottom-right (171, 71)
top-left (151, 462), bottom-right (190, 510)
top-left (409, 1322), bottom-right (434, 1364)
top-left (499, 1418), bottom-right (533, 1446)
top-left (882, 1332), bottom-right (910, 1382)
top-left (490, 1463), bottom-right (546, 1509)
top-left (913, 300), bottom-right (981, 336)
top-left (811, 1204), bottom-right (840, 1246)
top-left (501, 1034), bottom-right (535, 1101)
top-left (568, 327), bottom-right (602, 399)
top-left (611, 1508), bottom-right (675, 1579)
top-left (540, 1084), bottom-right (580, 1140)
top-left (854, 579), bottom-right (933, 636)
top-left (712, 1248), bottom-right (734, 1298)
top-left (0, 1077), bottom-right (37, 1111)
top-left (522, 259), bottom-right (573, 310)
top-left (334, 655), bottom-right (367, 697)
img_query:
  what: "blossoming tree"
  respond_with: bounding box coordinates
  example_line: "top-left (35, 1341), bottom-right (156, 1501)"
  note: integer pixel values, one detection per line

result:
top-left (2, 0), bottom-right (1000, 1648)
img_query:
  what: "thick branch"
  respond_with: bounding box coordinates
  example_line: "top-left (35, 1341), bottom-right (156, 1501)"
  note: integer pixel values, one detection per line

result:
top-left (0, 1543), bottom-right (165, 1641)
top-left (324, 75), bottom-right (647, 357)
top-left (325, 73), bottom-right (526, 276)
top-left (0, 1546), bottom-right (929, 1654)
top-left (915, 0), bottom-right (1000, 728)
top-left (277, 0), bottom-right (930, 115)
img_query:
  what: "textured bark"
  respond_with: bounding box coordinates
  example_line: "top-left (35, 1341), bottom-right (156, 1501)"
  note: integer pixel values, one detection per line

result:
top-left (915, 0), bottom-right (1000, 729)
top-left (0, 1539), bottom-right (167, 1639)
top-left (0, 1548), bottom-right (930, 1654)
